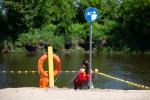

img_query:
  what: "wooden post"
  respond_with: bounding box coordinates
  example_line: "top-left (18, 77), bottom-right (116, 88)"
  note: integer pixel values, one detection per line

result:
top-left (48, 47), bottom-right (54, 88)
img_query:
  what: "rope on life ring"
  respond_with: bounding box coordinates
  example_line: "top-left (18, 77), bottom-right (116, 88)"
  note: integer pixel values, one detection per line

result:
top-left (38, 54), bottom-right (61, 78)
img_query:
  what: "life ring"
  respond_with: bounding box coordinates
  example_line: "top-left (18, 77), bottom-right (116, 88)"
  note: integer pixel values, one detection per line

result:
top-left (38, 54), bottom-right (61, 78)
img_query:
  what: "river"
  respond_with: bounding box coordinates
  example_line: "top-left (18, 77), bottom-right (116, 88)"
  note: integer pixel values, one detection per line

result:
top-left (0, 53), bottom-right (150, 89)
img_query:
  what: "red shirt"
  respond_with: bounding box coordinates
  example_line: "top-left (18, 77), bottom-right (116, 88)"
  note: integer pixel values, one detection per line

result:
top-left (79, 72), bottom-right (90, 81)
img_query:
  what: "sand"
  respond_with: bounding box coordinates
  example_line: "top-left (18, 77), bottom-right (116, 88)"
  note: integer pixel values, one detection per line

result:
top-left (0, 87), bottom-right (150, 100)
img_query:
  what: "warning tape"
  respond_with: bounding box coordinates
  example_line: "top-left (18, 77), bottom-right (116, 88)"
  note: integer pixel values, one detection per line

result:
top-left (0, 70), bottom-right (77, 74)
top-left (94, 69), bottom-right (150, 90)
top-left (0, 70), bottom-right (38, 74)
top-left (1, 69), bottom-right (150, 90)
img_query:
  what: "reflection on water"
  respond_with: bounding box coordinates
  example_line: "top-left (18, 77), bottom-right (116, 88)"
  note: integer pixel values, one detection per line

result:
top-left (0, 53), bottom-right (150, 89)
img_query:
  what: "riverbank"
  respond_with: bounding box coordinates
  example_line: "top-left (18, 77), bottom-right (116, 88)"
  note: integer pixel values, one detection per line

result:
top-left (0, 88), bottom-right (150, 100)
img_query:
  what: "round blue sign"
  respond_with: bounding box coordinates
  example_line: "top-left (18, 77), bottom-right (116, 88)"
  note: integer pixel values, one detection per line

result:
top-left (84, 7), bottom-right (99, 22)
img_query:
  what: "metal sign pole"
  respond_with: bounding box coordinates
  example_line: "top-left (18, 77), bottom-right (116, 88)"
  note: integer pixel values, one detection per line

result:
top-left (89, 22), bottom-right (93, 89)
top-left (84, 7), bottom-right (99, 89)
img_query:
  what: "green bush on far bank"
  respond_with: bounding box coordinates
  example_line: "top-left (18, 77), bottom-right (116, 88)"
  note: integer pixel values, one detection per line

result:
top-left (16, 24), bottom-right (64, 52)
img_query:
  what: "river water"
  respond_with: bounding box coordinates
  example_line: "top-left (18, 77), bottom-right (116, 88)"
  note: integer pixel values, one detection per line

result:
top-left (0, 53), bottom-right (150, 89)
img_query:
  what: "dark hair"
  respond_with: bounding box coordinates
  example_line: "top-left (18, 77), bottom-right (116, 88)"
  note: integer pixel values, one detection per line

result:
top-left (82, 59), bottom-right (89, 74)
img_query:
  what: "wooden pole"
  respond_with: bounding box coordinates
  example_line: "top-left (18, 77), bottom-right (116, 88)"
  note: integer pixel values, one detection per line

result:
top-left (48, 47), bottom-right (54, 88)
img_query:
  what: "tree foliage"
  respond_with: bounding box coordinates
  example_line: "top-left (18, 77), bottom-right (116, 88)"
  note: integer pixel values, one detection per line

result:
top-left (117, 0), bottom-right (150, 51)
top-left (0, 0), bottom-right (150, 53)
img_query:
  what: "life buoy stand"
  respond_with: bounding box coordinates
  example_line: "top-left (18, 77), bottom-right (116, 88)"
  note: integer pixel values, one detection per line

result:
top-left (38, 54), bottom-right (61, 78)
top-left (39, 76), bottom-right (49, 88)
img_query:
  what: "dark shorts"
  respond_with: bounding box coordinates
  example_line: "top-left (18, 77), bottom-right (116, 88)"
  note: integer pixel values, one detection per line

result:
top-left (74, 79), bottom-right (89, 89)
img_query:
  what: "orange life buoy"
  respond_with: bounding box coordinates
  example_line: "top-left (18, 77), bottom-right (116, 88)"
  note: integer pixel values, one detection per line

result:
top-left (38, 54), bottom-right (61, 78)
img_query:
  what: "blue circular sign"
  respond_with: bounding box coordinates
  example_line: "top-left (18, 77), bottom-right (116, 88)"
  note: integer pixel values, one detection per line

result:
top-left (84, 7), bottom-right (99, 23)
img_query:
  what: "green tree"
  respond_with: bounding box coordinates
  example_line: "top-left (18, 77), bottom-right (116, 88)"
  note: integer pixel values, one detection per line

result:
top-left (1, 0), bottom-right (150, 53)
top-left (116, 0), bottom-right (150, 51)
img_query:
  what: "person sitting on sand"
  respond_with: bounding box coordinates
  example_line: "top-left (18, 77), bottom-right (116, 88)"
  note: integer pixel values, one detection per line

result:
top-left (73, 59), bottom-right (91, 89)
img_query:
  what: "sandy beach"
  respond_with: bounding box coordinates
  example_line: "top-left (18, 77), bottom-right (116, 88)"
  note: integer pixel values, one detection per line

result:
top-left (0, 87), bottom-right (150, 100)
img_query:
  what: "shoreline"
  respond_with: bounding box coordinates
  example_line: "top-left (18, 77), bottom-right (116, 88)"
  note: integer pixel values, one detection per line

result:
top-left (0, 87), bottom-right (150, 100)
